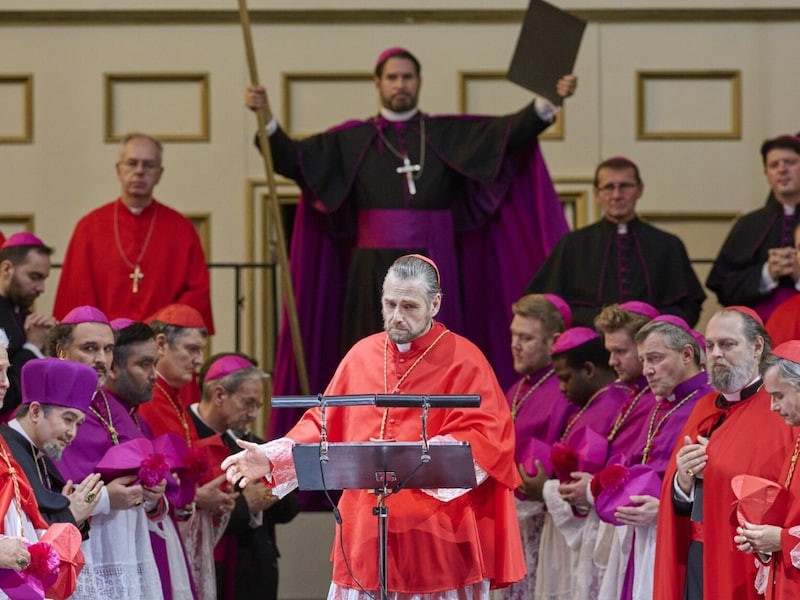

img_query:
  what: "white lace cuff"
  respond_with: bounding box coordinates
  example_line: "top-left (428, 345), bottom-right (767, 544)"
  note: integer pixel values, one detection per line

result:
top-left (419, 434), bottom-right (488, 503)
top-left (787, 525), bottom-right (800, 568)
top-left (262, 437), bottom-right (299, 499)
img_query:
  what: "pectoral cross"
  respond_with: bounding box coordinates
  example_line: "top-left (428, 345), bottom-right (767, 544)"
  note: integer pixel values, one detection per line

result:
top-left (396, 156), bottom-right (421, 196)
top-left (129, 265), bottom-right (144, 293)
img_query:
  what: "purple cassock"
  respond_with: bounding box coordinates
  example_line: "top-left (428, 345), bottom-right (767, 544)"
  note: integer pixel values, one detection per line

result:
top-left (507, 366), bottom-right (578, 466)
top-left (560, 381), bottom-right (631, 449)
top-left (629, 370), bottom-right (712, 476)
top-left (266, 105), bottom-right (569, 440)
top-left (607, 376), bottom-right (658, 465)
top-left (56, 388), bottom-right (196, 600)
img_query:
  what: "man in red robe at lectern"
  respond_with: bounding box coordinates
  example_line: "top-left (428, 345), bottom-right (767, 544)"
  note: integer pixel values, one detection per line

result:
top-left (222, 254), bottom-right (524, 599)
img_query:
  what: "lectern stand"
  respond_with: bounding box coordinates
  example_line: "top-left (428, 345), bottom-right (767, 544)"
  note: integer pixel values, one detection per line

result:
top-left (292, 441), bottom-right (477, 600)
top-left (273, 393), bottom-right (481, 599)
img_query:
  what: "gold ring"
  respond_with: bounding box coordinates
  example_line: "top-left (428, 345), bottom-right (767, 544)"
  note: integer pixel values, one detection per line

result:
top-left (85, 492), bottom-right (96, 503)
top-left (134, 499), bottom-right (143, 506)
top-left (16, 557), bottom-right (27, 569)
top-left (687, 468), bottom-right (694, 477)
top-left (262, 492), bottom-right (273, 501)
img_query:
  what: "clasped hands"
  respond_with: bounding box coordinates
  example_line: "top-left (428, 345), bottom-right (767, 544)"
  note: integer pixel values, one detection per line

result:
top-left (676, 435), bottom-right (708, 494)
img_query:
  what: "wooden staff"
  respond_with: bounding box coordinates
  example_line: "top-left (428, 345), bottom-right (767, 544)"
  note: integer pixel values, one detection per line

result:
top-left (236, 0), bottom-right (310, 395)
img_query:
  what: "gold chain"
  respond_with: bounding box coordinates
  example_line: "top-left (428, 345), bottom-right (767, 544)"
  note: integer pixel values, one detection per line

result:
top-left (155, 381), bottom-right (193, 446)
top-left (511, 367), bottom-right (555, 420)
top-left (560, 385), bottom-right (622, 442)
top-left (380, 328), bottom-right (449, 439)
top-left (89, 389), bottom-right (119, 446)
top-left (640, 389), bottom-right (700, 464)
top-left (785, 434), bottom-right (800, 488)
top-left (607, 385), bottom-right (650, 442)
top-left (113, 200), bottom-right (158, 291)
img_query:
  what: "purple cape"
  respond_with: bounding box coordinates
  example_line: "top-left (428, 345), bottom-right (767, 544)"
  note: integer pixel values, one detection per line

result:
top-left (270, 110), bottom-right (568, 439)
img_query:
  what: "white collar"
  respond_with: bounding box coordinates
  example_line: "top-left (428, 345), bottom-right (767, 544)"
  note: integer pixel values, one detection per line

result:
top-left (720, 375), bottom-right (761, 403)
top-left (379, 107), bottom-right (419, 122)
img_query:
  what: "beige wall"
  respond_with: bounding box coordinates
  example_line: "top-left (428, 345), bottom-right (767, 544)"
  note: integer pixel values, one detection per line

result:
top-left (1, 5), bottom-right (798, 596)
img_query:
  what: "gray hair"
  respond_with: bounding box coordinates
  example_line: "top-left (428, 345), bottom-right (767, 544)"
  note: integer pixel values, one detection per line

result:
top-left (201, 366), bottom-right (267, 401)
top-left (383, 255), bottom-right (441, 305)
top-left (762, 353), bottom-right (800, 388)
top-left (635, 320), bottom-right (701, 368)
top-left (120, 132), bottom-right (163, 162)
top-left (712, 308), bottom-right (772, 365)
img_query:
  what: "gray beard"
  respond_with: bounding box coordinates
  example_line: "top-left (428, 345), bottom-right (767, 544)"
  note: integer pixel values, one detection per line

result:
top-left (710, 356), bottom-right (757, 394)
top-left (42, 440), bottom-right (63, 461)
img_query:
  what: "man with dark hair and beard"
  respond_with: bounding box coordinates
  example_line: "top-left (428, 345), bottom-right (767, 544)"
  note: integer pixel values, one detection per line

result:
top-left (103, 320), bottom-right (196, 600)
top-left (0, 232), bottom-right (57, 418)
top-left (654, 307), bottom-right (798, 600)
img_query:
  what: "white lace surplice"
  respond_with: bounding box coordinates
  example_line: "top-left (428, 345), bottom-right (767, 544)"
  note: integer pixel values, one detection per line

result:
top-left (71, 507), bottom-right (164, 600)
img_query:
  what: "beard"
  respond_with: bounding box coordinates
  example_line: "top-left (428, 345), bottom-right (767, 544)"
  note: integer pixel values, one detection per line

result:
top-left (384, 318), bottom-right (431, 344)
top-left (113, 369), bottom-right (154, 406)
top-left (6, 276), bottom-right (36, 310)
top-left (42, 439), bottom-right (64, 461)
top-left (710, 354), bottom-right (758, 394)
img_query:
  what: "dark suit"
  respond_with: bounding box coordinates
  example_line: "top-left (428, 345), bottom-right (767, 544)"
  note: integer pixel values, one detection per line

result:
top-left (0, 424), bottom-right (89, 539)
top-left (0, 296), bottom-right (37, 418)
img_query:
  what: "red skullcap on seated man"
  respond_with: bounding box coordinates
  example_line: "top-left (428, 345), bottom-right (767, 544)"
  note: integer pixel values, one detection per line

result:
top-left (149, 303), bottom-right (206, 330)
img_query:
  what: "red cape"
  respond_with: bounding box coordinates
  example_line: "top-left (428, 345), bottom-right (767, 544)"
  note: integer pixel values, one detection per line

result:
top-left (654, 388), bottom-right (799, 600)
top-left (287, 322), bottom-right (525, 592)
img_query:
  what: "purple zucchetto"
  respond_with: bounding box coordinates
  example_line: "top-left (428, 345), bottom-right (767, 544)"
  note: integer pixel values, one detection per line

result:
top-left (204, 356), bottom-right (255, 383)
top-left (653, 314), bottom-right (705, 349)
top-left (1, 232), bottom-right (45, 249)
top-left (542, 293), bottom-right (572, 328)
top-left (619, 301), bottom-right (659, 319)
top-left (376, 46), bottom-right (411, 68)
top-left (21, 358), bottom-right (97, 412)
top-left (551, 327), bottom-right (600, 355)
top-left (109, 317), bottom-right (136, 331)
top-left (61, 305), bottom-right (110, 325)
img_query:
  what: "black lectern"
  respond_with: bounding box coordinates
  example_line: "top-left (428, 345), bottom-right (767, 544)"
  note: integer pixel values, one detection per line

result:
top-left (279, 394), bottom-right (480, 600)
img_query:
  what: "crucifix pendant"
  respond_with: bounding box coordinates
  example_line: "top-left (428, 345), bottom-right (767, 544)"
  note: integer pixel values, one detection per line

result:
top-left (129, 264), bottom-right (144, 293)
top-left (396, 155), bottom-right (421, 196)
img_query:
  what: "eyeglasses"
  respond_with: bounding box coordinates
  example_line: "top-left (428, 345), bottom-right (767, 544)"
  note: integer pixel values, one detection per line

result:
top-left (119, 159), bottom-right (162, 172)
top-left (596, 182), bottom-right (638, 195)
